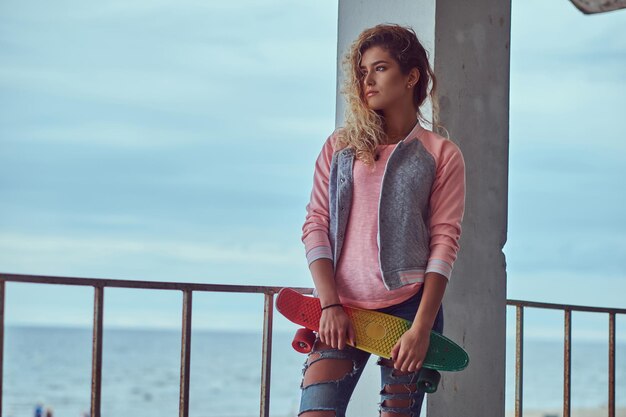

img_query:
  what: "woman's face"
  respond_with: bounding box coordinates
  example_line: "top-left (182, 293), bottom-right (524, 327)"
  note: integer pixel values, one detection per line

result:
top-left (359, 46), bottom-right (416, 112)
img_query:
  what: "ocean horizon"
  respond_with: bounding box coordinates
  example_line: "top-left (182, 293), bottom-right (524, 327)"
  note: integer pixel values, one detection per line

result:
top-left (3, 325), bottom-right (625, 417)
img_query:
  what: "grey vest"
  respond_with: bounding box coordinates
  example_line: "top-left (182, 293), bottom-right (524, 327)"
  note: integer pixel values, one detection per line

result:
top-left (328, 137), bottom-right (436, 290)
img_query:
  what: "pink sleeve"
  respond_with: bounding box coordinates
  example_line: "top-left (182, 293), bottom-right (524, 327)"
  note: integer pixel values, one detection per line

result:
top-left (426, 140), bottom-right (466, 280)
top-left (301, 132), bottom-right (338, 266)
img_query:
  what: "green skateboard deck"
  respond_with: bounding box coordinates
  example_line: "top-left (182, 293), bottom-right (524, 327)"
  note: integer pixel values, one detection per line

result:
top-left (275, 288), bottom-right (469, 392)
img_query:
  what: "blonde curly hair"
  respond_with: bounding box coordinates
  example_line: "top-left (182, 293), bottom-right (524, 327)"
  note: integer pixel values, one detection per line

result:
top-left (335, 23), bottom-right (443, 166)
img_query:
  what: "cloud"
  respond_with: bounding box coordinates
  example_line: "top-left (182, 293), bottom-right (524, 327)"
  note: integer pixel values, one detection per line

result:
top-left (510, 0), bottom-right (626, 151)
top-left (0, 0), bottom-right (338, 120)
top-left (0, 66), bottom-right (234, 108)
top-left (1, 0), bottom-right (624, 336)
top-left (0, 232), bottom-right (302, 272)
top-left (4, 122), bottom-right (206, 149)
top-left (256, 115), bottom-right (335, 139)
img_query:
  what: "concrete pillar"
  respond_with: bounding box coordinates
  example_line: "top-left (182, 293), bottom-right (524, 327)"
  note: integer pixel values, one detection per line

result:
top-left (428, 1), bottom-right (510, 416)
top-left (336, 1), bottom-right (511, 416)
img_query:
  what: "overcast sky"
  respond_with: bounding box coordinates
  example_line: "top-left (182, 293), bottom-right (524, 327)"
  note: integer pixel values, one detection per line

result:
top-left (1, 0), bottom-right (624, 339)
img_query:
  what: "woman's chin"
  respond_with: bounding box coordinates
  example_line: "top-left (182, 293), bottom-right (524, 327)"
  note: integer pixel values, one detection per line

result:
top-left (365, 102), bottom-right (385, 111)
top-left (365, 97), bottom-right (390, 111)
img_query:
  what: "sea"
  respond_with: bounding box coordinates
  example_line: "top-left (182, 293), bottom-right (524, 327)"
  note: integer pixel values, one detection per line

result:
top-left (3, 326), bottom-right (625, 417)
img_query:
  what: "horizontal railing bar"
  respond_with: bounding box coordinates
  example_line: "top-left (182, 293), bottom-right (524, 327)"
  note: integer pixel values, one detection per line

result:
top-left (3, 274), bottom-right (622, 314)
top-left (0, 273), bottom-right (313, 295)
top-left (507, 299), bottom-right (626, 315)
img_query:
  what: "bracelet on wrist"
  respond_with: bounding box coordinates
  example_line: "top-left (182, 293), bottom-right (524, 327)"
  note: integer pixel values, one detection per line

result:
top-left (321, 303), bottom-right (343, 311)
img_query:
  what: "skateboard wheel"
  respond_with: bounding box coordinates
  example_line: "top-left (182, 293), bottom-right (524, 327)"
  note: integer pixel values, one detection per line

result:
top-left (292, 328), bottom-right (316, 353)
top-left (417, 369), bottom-right (441, 394)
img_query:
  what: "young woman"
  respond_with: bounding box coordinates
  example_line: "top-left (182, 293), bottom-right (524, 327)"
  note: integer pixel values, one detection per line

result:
top-left (299, 24), bottom-right (466, 417)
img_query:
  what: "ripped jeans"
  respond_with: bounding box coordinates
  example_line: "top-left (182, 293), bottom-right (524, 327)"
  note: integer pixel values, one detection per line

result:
top-left (298, 289), bottom-right (444, 417)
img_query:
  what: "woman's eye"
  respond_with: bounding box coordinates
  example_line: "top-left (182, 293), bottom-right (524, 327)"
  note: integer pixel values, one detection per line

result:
top-left (360, 66), bottom-right (384, 76)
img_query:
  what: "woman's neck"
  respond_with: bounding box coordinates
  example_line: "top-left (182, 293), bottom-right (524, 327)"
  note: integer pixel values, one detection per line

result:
top-left (382, 110), bottom-right (419, 144)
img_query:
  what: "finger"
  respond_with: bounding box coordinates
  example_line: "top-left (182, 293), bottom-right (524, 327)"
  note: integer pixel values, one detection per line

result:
top-left (393, 352), bottom-right (404, 371)
top-left (405, 359), bottom-right (416, 373)
top-left (338, 330), bottom-right (345, 350)
top-left (330, 329), bottom-right (337, 349)
top-left (335, 326), bottom-right (343, 350)
top-left (390, 342), bottom-right (400, 362)
top-left (397, 353), bottom-right (409, 372)
top-left (393, 356), bottom-right (402, 370)
top-left (395, 346), bottom-right (407, 370)
top-left (342, 323), bottom-right (351, 347)
top-left (400, 353), bottom-right (413, 373)
top-left (406, 359), bottom-right (419, 373)
top-left (348, 324), bottom-right (356, 347)
top-left (323, 328), bottom-right (331, 347)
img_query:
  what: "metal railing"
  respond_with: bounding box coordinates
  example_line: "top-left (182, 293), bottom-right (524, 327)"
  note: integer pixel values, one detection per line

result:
top-left (0, 273), bottom-right (313, 417)
top-left (1, 273), bottom-right (623, 417)
top-left (507, 299), bottom-right (626, 417)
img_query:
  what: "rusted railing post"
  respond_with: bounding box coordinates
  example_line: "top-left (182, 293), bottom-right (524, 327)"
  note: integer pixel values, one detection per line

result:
top-left (0, 280), bottom-right (5, 417)
top-left (563, 309), bottom-right (571, 417)
top-left (609, 313), bottom-right (615, 417)
top-left (91, 286), bottom-right (104, 417)
top-left (515, 305), bottom-right (523, 417)
top-left (179, 289), bottom-right (192, 417)
top-left (260, 291), bottom-right (275, 417)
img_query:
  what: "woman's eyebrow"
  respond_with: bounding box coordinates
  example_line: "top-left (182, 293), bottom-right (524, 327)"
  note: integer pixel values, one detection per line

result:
top-left (359, 60), bottom-right (390, 69)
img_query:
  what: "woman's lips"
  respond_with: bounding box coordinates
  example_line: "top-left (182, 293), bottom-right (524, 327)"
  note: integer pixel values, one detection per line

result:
top-left (366, 91), bottom-right (379, 97)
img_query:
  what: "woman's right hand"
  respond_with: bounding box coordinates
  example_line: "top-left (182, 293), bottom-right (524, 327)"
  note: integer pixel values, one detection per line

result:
top-left (319, 306), bottom-right (356, 349)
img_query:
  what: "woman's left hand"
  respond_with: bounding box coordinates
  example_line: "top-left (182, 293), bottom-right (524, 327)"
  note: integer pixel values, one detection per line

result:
top-left (390, 326), bottom-right (430, 373)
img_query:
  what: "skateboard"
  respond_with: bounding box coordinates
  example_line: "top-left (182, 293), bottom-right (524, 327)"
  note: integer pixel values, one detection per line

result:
top-left (275, 287), bottom-right (469, 393)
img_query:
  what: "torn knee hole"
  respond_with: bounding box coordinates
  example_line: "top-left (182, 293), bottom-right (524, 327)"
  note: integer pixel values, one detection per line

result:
top-left (383, 383), bottom-right (417, 394)
top-left (302, 358), bottom-right (354, 388)
top-left (381, 397), bottom-right (413, 409)
top-left (305, 342), bottom-right (346, 366)
top-left (306, 352), bottom-right (323, 364)
top-left (380, 383), bottom-right (417, 411)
